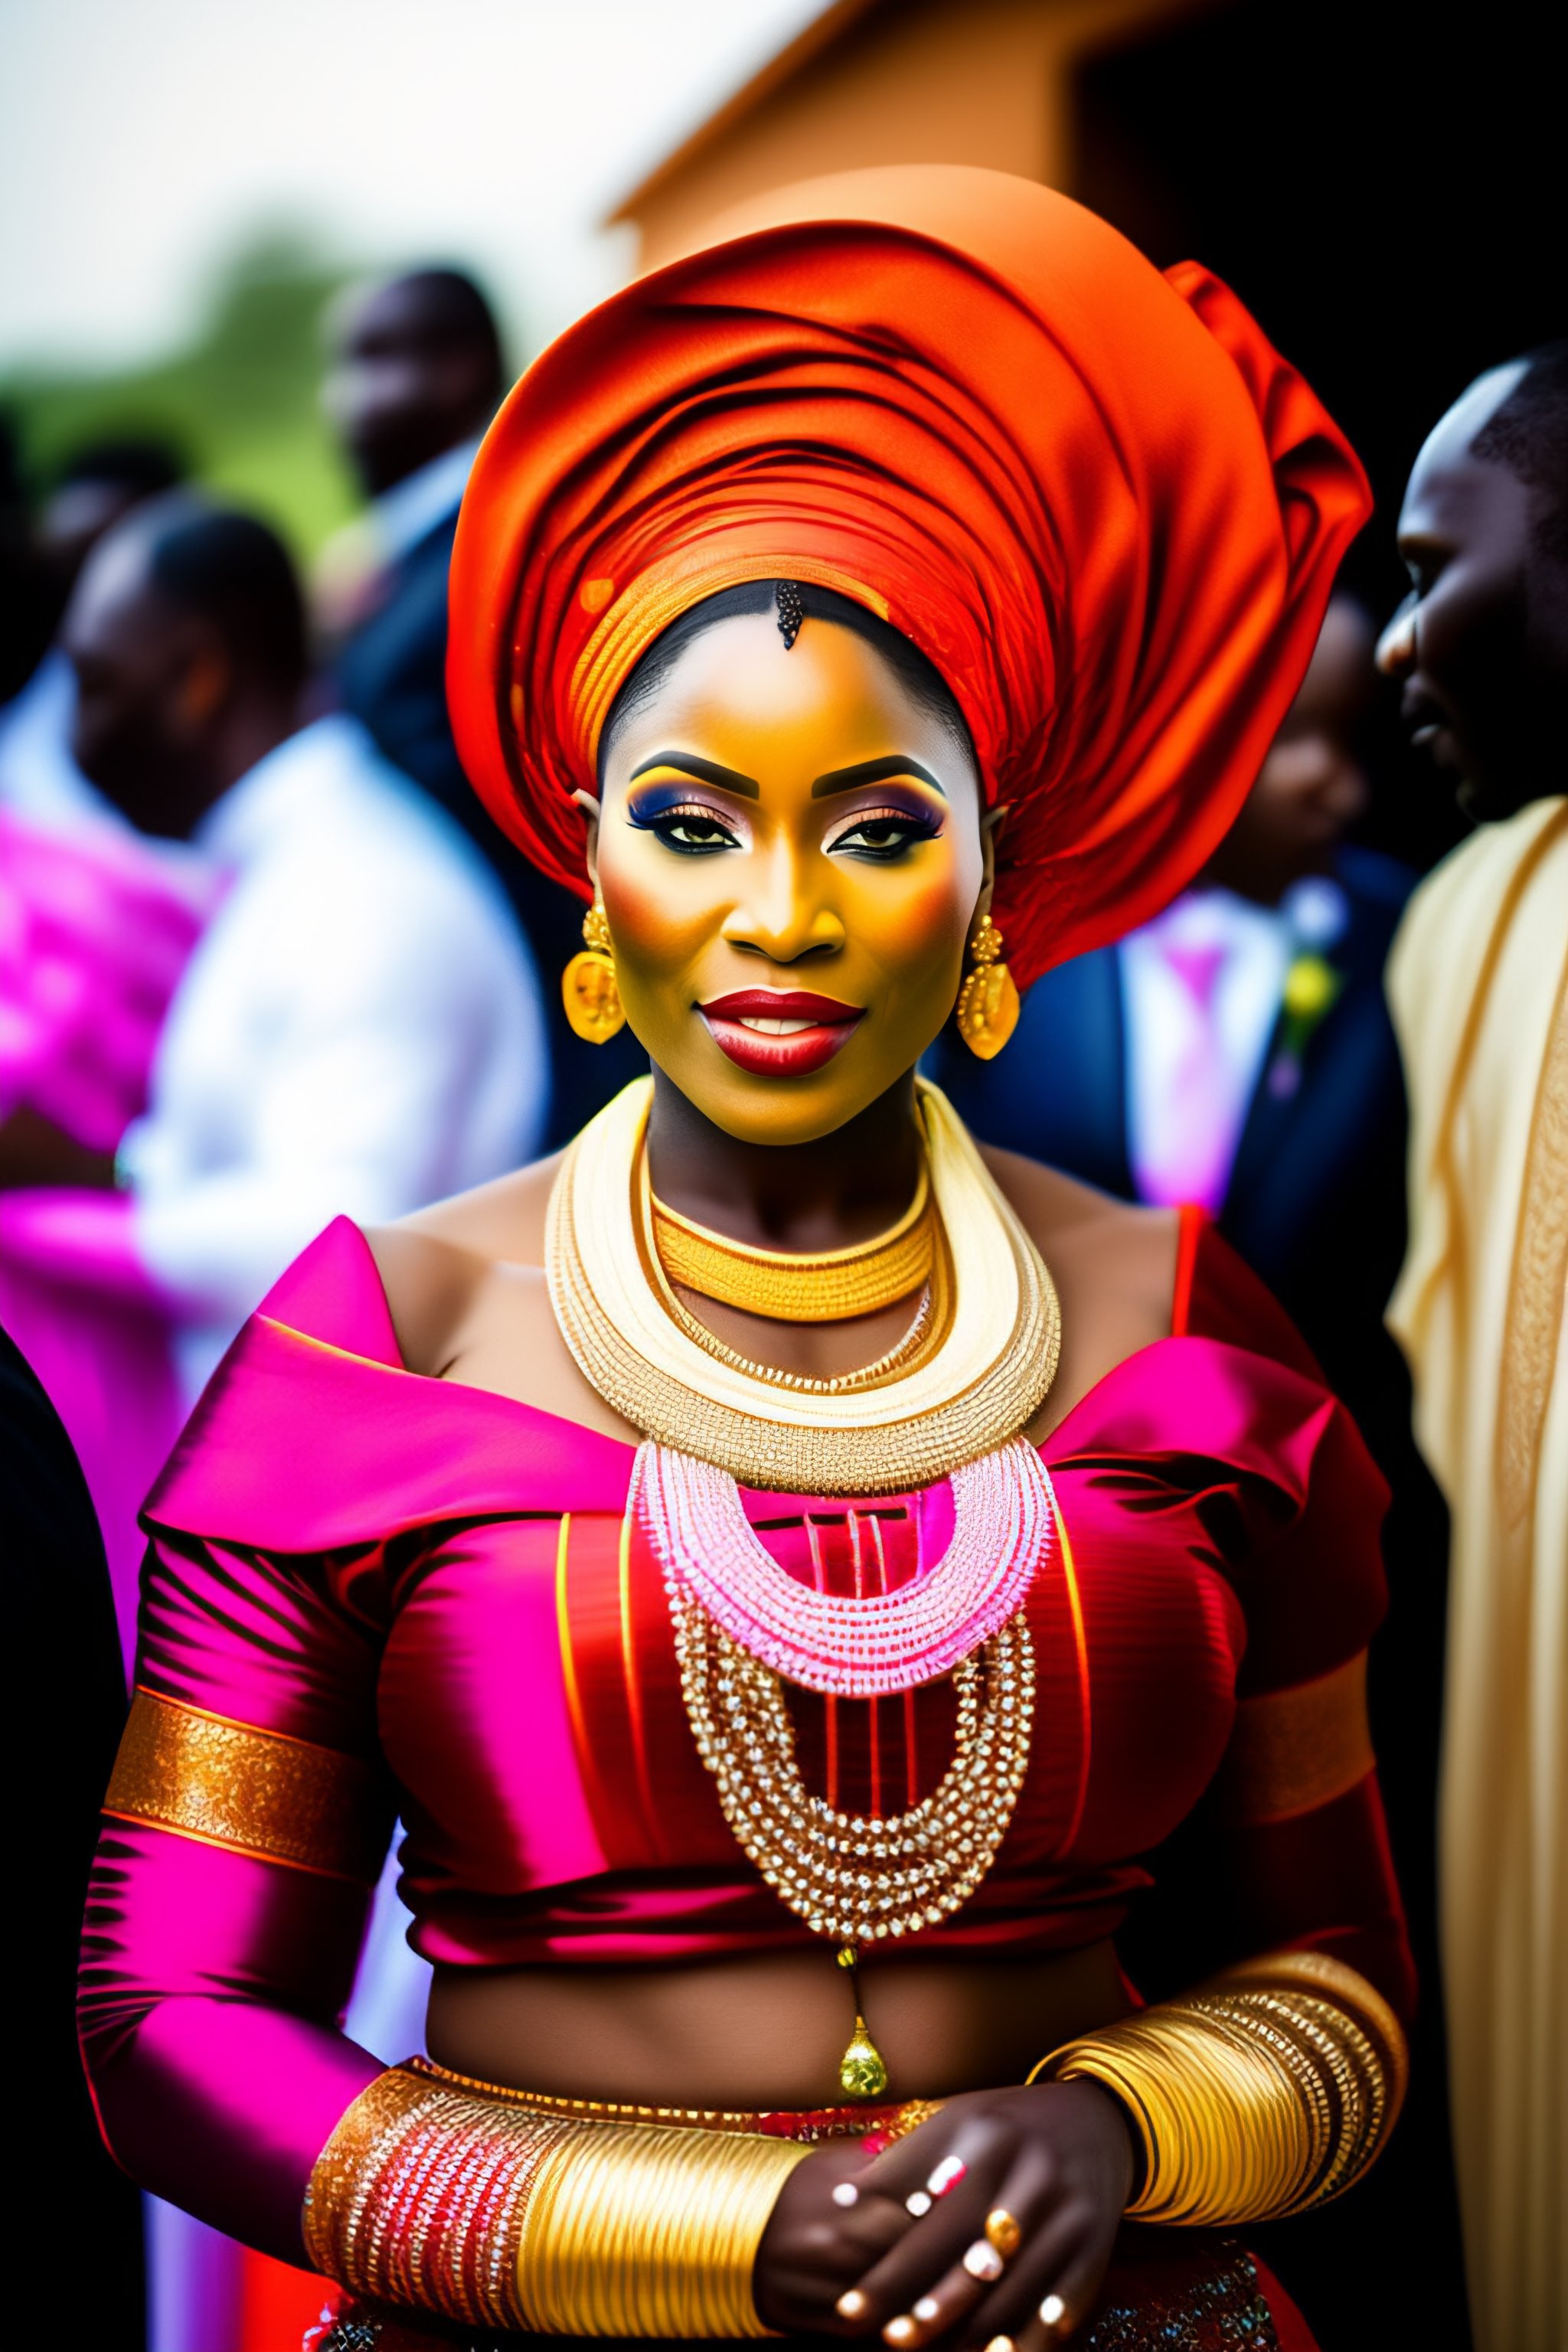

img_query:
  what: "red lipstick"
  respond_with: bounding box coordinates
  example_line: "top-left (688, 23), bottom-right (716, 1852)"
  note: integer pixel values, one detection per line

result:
top-left (700, 989), bottom-right (864, 1078)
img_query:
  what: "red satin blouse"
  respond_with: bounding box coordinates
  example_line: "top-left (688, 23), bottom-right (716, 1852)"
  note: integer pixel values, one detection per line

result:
top-left (80, 1209), bottom-right (1412, 2257)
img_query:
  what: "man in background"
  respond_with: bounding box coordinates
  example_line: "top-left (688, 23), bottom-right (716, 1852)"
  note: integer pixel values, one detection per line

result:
top-left (1379, 344), bottom-right (1568, 2352)
top-left (930, 592), bottom-right (1465, 2350)
top-left (932, 593), bottom-right (1413, 1420)
top-left (0, 498), bottom-right (547, 1636)
top-left (0, 433), bottom-right (185, 823)
top-left (324, 266), bottom-right (645, 1141)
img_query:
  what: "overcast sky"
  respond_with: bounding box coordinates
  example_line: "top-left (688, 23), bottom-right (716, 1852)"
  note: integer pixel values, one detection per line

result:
top-left (0, 0), bottom-right (825, 368)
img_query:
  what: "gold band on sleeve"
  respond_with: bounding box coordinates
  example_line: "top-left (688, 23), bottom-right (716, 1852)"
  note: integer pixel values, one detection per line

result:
top-left (1219, 1652), bottom-right (1377, 1825)
top-left (104, 1687), bottom-right (387, 1883)
top-left (303, 2063), bottom-right (815, 2337)
top-left (1031, 1948), bottom-right (1406, 2226)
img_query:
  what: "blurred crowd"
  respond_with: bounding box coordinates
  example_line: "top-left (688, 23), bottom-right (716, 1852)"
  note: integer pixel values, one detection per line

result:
top-left (2, 260), bottom-right (1565, 2352)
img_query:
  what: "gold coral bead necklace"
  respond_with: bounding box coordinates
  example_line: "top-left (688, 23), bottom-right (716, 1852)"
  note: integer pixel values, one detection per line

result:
top-left (649, 1164), bottom-right (935, 1323)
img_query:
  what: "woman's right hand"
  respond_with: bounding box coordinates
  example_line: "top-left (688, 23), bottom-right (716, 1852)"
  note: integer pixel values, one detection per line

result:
top-left (754, 2139), bottom-right (914, 2334)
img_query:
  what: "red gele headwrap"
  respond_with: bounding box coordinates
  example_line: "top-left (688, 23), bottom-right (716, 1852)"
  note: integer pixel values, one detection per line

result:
top-left (449, 166), bottom-right (1369, 986)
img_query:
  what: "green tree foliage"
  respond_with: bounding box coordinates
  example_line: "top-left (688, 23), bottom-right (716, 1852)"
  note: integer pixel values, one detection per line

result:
top-left (0, 234), bottom-right (362, 560)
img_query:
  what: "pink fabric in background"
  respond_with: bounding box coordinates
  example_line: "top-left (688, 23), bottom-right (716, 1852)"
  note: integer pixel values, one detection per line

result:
top-left (0, 810), bottom-right (222, 1146)
top-left (0, 813), bottom-right (224, 1661)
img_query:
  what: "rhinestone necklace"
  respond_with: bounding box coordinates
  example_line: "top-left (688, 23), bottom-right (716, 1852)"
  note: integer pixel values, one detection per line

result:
top-left (670, 1597), bottom-right (1037, 1949)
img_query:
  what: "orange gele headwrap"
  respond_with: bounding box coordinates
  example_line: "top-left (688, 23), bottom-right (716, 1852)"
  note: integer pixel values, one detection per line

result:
top-left (449, 166), bottom-right (1369, 986)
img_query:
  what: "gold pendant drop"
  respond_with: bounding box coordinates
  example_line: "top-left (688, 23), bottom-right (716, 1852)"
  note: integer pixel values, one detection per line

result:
top-left (836, 1944), bottom-right (890, 2102)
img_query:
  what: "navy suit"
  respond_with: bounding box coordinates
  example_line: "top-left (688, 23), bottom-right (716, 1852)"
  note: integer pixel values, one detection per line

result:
top-left (931, 844), bottom-right (1466, 2349)
top-left (336, 511), bottom-right (647, 1148)
top-left (928, 845), bottom-right (1413, 1413)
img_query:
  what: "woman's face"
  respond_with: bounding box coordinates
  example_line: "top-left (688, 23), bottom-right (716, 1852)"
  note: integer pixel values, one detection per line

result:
top-left (589, 611), bottom-right (988, 1145)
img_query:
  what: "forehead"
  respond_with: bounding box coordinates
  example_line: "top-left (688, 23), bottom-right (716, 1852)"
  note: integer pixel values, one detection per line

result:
top-left (606, 611), bottom-right (969, 776)
top-left (64, 526), bottom-right (168, 650)
top-left (335, 277), bottom-right (443, 356)
top-left (1400, 363), bottom-right (1532, 539)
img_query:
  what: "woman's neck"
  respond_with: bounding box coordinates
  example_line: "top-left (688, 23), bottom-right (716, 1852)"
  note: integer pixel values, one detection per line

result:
top-left (644, 1068), bottom-right (924, 1253)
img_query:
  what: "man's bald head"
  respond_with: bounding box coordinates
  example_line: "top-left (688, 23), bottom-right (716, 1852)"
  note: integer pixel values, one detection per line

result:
top-left (325, 266), bottom-right (505, 498)
top-left (64, 499), bottom-right (306, 835)
top-left (1377, 348), bottom-right (1568, 822)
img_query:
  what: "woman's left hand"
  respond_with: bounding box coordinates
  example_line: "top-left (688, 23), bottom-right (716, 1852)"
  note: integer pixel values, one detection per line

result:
top-left (832, 2082), bottom-right (1134, 2347)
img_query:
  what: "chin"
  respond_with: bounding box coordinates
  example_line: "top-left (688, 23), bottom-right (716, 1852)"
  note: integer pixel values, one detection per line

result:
top-left (1456, 771), bottom-right (1537, 825)
top-left (699, 1083), bottom-right (890, 1150)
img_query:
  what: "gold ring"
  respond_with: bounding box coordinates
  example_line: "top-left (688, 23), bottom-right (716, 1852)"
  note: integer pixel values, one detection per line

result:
top-left (985, 2207), bottom-right (1023, 2260)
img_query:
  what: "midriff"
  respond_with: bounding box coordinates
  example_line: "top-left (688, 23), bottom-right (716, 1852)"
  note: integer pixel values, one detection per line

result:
top-left (426, 1941), bottom-right (1128, 2109)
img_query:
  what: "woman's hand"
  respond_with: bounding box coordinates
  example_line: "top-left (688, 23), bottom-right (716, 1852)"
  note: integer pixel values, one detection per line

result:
top-left (755, 2084), bottom-right (1132, 2346)
top-left (754, 2135), bottom-right (916, 2335)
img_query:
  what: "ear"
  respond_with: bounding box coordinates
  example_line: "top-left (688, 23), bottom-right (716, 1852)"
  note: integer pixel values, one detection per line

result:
top-left (174, 642), bottom-right (230, 733)
top-left (970, 804), bottom-right (1006, 941)
top-left (570, 788), bottom-right (602, 894)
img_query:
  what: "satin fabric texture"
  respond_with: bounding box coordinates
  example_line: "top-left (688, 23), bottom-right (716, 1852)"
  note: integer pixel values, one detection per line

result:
top-left (445, 165), bottom-right (1370, 988)
top-left (80, 1209), bottom-right (1412, 2264)
top-left (1387, 795), bottom-right (1568, 2352)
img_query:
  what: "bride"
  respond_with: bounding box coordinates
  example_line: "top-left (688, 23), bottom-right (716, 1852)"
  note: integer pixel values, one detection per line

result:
top-left (83, 167), bottom-right (1409, 2352)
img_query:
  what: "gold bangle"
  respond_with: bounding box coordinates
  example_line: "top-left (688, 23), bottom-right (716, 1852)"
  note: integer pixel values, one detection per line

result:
top-left (1031, 1949), bottom-right (1407, 2228)
top-left (304, 2064), bottom-right (812, 2337)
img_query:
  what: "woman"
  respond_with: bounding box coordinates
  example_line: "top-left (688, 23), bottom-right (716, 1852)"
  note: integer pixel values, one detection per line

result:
top-left (82, 169), bottom-right (1410, 2351)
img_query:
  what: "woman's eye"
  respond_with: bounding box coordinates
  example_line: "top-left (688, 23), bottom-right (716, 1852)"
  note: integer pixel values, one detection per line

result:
top-left (629, 802), bottom-right (740, 854)
top-left (829, 808), bottom-right (942, 860)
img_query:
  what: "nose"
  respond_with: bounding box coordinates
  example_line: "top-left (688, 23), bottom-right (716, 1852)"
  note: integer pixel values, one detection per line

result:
top-left (720, 838), bottom-right (847, 963)
top-left (1376, 594), bottom-right (1417, 679)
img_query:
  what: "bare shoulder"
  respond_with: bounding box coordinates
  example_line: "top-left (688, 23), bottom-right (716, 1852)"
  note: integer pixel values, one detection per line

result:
top-left (364, 1153), bottom-right (562, 1379)
top-left (365, 1153), bottom-right (635, 1441)
top-left (980, 1145), bottom-right (1180, 1427)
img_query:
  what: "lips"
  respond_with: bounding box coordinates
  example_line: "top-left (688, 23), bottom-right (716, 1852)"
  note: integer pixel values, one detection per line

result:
top-left (700, 988), bottom-right (864, 1078)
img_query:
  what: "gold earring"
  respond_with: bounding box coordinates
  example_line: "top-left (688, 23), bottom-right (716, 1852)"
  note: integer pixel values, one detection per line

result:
top-left (562, 899), bottom-right (626, 1043)
top-left (956, 913), bottom-right (1019, 1060)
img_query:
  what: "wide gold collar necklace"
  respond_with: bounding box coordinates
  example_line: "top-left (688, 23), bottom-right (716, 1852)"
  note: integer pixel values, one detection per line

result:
top-left (545, 1077), bottom-right (1059, 1494)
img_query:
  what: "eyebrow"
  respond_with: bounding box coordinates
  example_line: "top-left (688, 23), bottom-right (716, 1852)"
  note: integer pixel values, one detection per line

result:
top-left (811, 755), bottom-right (946, 799)
top-left (627, 752), bottom-right (758, 798)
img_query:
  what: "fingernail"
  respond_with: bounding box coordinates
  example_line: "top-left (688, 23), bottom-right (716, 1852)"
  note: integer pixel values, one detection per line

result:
top-left (1040, 2294), bottom-right (1067, 2328)
top-left (904, 2189), bottom-right (933, 2216)
top-left (837, 2289), bottom-right (870, 2321)
top-left (833, 2180), bottom-right (861, 2208)
top-left (913, 2297), bottom-right (941, 2324)
top-left (884, 2317), bottom-right (920, 2348)
top-left (926, 2154), bottom-right (967, 2196)
top-left (984, 2338), bottom-right (1014, 2352)
top-left (962, 2240), bottom-right (1005, 2282)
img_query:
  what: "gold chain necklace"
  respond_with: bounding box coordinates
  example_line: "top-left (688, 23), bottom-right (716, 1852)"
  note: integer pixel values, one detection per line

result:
top-left (650, 1165), bottom-right (934, 1322)
top-left (546, 1076), bottom-right (1060, 1494)
top-left (672, 1592), bottom-right (1036, 2097)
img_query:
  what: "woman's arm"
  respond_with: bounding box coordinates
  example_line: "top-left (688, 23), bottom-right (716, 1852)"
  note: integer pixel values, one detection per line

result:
top-left (79, 1526), bottom-right (394, 2256)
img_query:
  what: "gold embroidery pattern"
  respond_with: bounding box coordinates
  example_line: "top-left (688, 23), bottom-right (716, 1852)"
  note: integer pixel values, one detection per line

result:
top-left (1498, 942), bottom-right (1568, 1530)
top-left (106, 1687), bottom-right (385, 1883)
top-left (1219, 1653), bottom-right (1374, 1825)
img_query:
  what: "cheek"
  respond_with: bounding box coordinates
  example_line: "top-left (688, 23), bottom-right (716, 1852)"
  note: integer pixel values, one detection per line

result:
top-left (848, 856), bottom-right (974, 982)
top-left (598, 849), bottom-right (725, 1001)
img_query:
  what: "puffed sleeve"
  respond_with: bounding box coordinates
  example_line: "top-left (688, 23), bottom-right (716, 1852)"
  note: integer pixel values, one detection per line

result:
top-left (78, 1220), bottom-right (404, 2259)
